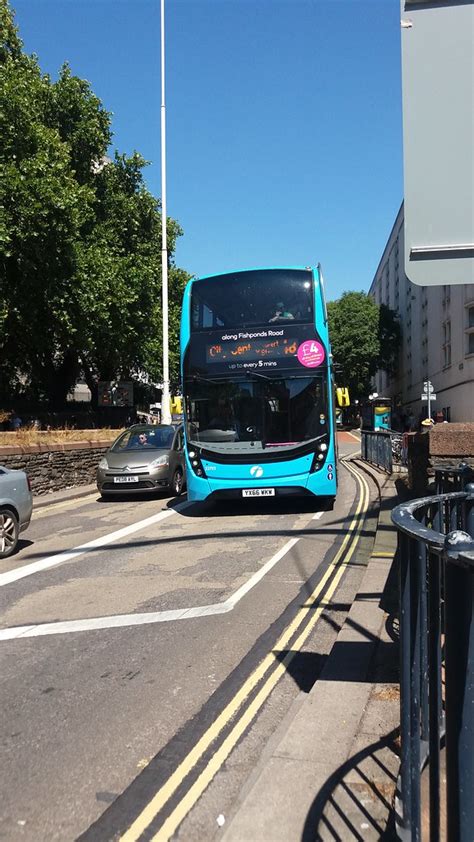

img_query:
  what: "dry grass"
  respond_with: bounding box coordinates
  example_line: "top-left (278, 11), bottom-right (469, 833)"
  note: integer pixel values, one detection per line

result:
top-left (0, 428), bottom-right (121, 446)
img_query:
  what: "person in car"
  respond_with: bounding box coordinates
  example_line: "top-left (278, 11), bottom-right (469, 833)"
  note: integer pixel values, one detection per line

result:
top-left (135, 432), bottom-right (154, 447)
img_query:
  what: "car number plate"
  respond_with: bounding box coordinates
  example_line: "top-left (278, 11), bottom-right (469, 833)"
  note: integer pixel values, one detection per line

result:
top-left (113, 476), bottom-right (139, 484)
top-left (242, 488), bottom-right (275, 497)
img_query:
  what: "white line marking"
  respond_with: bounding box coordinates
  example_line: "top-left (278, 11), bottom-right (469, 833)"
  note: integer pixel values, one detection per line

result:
top-left (0, 503), bottom-right (193, 588)
top-left (0, 536), bottom-right (300, 640)
top-left (312, 511), bottom-right (324, 520)
top-left (33, 492), bottom-right (99, 516)
top-left (226, 538), bottom-right (300, 607)
top-left (341, 430), bottom-right (361, 442)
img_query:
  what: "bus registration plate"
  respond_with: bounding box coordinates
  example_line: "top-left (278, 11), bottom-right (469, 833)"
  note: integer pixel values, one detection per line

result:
top-left (242, 488), bottom-right (275, 497)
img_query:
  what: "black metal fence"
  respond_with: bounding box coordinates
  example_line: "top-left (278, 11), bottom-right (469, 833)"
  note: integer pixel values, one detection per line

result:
top-left (361, 430), bottom-right (407, 472)
top-left (391, 476), bottom-right (474, 841)
top-left (434, 462), bottom-right (474, 495)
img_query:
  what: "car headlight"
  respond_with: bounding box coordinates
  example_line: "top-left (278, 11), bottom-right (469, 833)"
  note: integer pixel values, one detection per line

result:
top-left (98, 457), bottom-right (108, 470)
top-left (150, 455), bottom-right (169, 468)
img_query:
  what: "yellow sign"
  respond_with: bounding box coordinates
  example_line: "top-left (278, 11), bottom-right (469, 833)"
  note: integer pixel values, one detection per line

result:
top-left (336, 387), bottom-right (350, 407)
top-left (170, 396), bottom-right (183, 415)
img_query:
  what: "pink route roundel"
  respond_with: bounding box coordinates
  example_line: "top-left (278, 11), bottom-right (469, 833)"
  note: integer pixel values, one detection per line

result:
top-left (297, 340), bottom-right (325, 368)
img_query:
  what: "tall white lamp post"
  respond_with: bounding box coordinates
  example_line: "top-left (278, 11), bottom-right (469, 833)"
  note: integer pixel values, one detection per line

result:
top-left (160, 0), bottom-right (171, 425)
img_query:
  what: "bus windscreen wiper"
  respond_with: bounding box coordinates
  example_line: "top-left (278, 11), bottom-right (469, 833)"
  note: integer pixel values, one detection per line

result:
top-left (245, 370), bottom-right (274, 383)
top-left (191, 373), bottom-right (227, 384)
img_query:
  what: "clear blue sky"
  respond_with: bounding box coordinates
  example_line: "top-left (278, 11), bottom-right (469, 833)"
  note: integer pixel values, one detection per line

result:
top-left (12, 0), bottom-right (403, 301)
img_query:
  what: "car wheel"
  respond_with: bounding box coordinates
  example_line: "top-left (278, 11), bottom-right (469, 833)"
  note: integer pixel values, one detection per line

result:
top-left (172, 468), bottom-right (184, 497)
top-left (0, 508), bottom-right (19, 559)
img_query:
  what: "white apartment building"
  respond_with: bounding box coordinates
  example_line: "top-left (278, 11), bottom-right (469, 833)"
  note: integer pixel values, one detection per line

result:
top-left (369, 203), bottom-right (474, 424)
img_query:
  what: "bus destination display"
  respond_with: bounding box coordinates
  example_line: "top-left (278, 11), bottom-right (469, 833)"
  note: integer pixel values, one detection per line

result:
top-left (206, 335), bottom-right (298, 364)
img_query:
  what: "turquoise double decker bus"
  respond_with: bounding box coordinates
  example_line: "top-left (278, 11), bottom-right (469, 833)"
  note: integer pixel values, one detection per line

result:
top-left (180, 266), bottom-right (337, 503)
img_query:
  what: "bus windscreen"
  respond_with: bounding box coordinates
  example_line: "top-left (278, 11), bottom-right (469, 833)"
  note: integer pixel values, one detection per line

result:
top-left (191, 269), bottom-right (314, 331)
top-left (185, 375), bottom-right (328, 453)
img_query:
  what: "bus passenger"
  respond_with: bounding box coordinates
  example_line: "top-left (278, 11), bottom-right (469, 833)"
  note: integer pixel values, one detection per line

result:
top-left (269, 302), bottom-right (295, 322)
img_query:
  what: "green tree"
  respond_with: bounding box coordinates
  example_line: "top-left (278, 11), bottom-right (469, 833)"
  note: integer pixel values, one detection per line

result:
top-left (0, 0), bottom-right (189, 408)
top-left (75, 153), bottom-right (188, 403)
top-left (327, 292), bottom-right (400, 400)
top-left (0, 20), bottom-right (95, 404)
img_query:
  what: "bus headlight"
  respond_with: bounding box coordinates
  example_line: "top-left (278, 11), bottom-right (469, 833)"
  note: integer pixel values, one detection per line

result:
top-left (187, 449), bottom-right (207, 478)
top-left (310, 437), bottom-right (329, 473)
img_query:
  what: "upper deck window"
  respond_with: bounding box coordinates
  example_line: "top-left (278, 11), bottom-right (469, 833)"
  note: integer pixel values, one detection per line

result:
top-left (191, 269), bottom-right (314, 331)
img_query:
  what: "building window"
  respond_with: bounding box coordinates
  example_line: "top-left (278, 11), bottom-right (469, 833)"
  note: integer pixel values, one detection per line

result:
top-left (443, 285), bottom-right (451, 306)
top-left (443, 320), bottom-right (451, 368)
top-left (469, 332), bottom-right (474, 356)
top-left (465, 305), bottom-right (474, 356)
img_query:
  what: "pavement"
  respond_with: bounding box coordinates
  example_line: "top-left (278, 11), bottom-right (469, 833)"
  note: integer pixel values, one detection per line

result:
top-left (32, 482), bottom-right (98, 509)
top-left (220, 458), bottom-right (401, 842)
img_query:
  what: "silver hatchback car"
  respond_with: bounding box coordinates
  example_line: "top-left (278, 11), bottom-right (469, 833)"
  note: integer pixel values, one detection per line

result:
top-left (0, 466), bottom-right (33, 558)
top-left (96, 424), bottom-right (186, 498)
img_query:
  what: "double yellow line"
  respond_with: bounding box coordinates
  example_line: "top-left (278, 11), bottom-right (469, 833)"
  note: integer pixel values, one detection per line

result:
top-left (121, 460), bottom-right (370, 841)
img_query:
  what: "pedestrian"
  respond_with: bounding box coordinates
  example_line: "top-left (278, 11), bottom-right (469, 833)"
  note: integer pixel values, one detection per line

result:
top-left (405, 409), bottom-right (416, 432)
top-left (10, 410), bottom-right (22, 431)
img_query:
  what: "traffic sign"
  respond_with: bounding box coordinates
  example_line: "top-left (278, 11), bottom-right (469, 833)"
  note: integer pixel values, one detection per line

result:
top-left (401, 1), bottom-right (474, 286)
top-left (421, 394), bottom-right (436, 401)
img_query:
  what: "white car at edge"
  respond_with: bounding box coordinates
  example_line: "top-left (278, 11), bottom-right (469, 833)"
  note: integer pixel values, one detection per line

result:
top-left (0, 466), bottom-right (33, 559)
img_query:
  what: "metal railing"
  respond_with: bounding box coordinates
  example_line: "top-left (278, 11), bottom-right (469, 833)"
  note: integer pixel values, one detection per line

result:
top-left (361, 429), bottom-right (407, 472)
top-left (434, 461), bottom-right (474, 494)
top-left (391, 477), bottom-right (474, 841)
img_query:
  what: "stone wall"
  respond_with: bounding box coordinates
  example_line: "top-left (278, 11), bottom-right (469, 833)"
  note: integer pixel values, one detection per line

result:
top-left (428, 423), bottom-right (474, 467)
top-left (0, 440), bottom-right (114, 496)
top-left (405, 423), bottom-right (474, 493)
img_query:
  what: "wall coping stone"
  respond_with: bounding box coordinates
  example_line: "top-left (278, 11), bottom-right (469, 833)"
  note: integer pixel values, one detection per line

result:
top-left (429, 422), bottom-right (474, 457)
top-left (0, 439), bottom-right (115, 457)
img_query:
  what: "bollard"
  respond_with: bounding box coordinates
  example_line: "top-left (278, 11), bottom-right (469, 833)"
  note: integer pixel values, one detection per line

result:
top-left (465, 483), bottom-right (474, 538)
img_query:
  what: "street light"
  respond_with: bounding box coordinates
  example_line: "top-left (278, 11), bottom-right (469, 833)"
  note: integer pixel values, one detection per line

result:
top-left (160, 0), bottom-right (171, 425)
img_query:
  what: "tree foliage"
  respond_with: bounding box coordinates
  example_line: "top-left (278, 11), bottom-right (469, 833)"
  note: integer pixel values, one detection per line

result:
top-left (327, 292), bottom-right (401, 400)
top-left (0, 0), bottom-right (189, 408)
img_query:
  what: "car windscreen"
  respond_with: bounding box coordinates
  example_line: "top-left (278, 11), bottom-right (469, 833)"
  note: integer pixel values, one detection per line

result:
top-left (111, 427), bottom-right (175, 451)
top-left (184, 375), bottom-right (328, 453)
top-left (191, 269), bottom-right (314, 331)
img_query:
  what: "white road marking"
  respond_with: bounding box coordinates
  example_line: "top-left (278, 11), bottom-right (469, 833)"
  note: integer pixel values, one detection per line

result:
top-left (0, 503), bottom-right (194, 589)
top-left (312, 511), bottom-right (324, 520)
top-left (226, 538), bottom-right (300, 607)
top-left (0, 536), bottom-right (301, 640)
top-left (344, 432), bottom-right (361, 442)
top-left (33, 492), bottom-right (99, 517)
